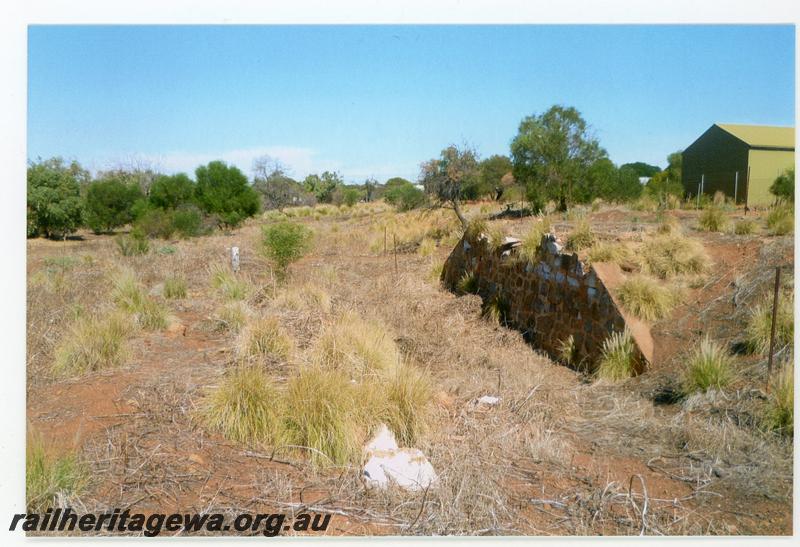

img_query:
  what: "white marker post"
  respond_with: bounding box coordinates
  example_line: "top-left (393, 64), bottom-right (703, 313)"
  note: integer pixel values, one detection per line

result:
top-left (734, 171), bottom-right (739, 204)
top-left (231, 246), bottom-right (240, 272)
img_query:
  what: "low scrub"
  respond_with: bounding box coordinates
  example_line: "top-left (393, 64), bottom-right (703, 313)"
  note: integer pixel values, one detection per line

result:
top-left (381, 362), bottom-right (433, 446)
top-left (682, 336), bottom-right (735, 393)
top-left (209, 263), bottom-right (250, 301)
top-left (745, 290), bottom-right (794, 355)
top-left (640, 234), bottom-right (710, 279)
top-left (314, 311), bottom-right (401, 377)
top-left (26, 435), bottom-right (88, 512)
top-left (587, 241), bottom-right (631, 265)
top-left (52, 312), bottom-right (131, 376)
top-left (655, 215), bottom-right (681, 235)
top-left (202, 365), bottom-right (283, 446)
top-left (115, 229), bottom-right (149, 256)
top-left (765, 365), bottom-right (793, 436)
top-left (767, 205), bottom-right (794, 236)
top-left (617, 275), bottom-right (676, 321)
top-left (261, 221), bottom-right (313, 279)
top-left (112, 270), bottom-right (168, 330)
top-left (282, 366), bottom-right (365, 466)
top-left (697, 206), bottom-right (729, 232)
top-left (596, 330), bottom-right (636, 381)
top-left (734, 219), bottom-right (757, 235)
top-left (565, 221), bottom-right (594, 251)
top-left (163, 275), bottom-right (187, 299)
top-left (237, 316), bottom-right (294, 362)
top-left (272, 284), bottom-right (332, 314)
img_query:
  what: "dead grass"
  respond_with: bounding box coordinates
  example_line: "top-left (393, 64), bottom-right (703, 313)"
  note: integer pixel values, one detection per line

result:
top-left (381, 362), bottom-right (433, 445)
top-left (237, 315), bottom-right (295, 362)
top-left (111, 269), bottom-right (168, 330)
top-left (697, 206), bottom-right (729, 232)
top-left (213, 301), bottom-right (250, 332)
top-left (734, 219), bottom-right (757, 235)
top-left (52, 312), bottom-right (131, 377)
top-left (586, 241), bottom-right (631, 265)
top-left (745, 290), bottom-right (794, 355)
top-left (616, 275), bottom-right (676, 321)
top-left (519, 217), bottom-right (551, 263)
top-left (313, 310), bottom-right (401, 377)
top-left (565, 221), bottom-right (594, 251)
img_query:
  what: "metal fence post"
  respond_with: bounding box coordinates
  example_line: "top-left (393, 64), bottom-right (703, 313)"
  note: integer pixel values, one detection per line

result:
top-left (766, 266), bottom-right (782, 393)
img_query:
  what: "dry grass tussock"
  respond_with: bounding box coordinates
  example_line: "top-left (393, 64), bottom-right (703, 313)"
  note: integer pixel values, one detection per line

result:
top-left (26, 433), bottom-right (88, 512)
top-left (767, 205), bottom-right (794, 236)
top-left (616, 275), bottom-right (677, 321)
top-left (765, 364), bottom-right (793, 436)
top-left (208, 262), bottom-right (251, 300)
top-left (518, 217), bottom-right (551, 263)
top-left (52, 311), bottom-right (132, 377)
top-left (697, 206), bottom-right (729, 232)
top-left (111, 268), bottom-right (169, 330)
top-left (565, 220), bottom-right (594, 251)
top-left (270, 283), bottom-right (332, 314)
top-left (237, 315), bottom-right (295, 362)
top-left (213, 301), bottom-right (250, 332)
top-left (313, 310), bottom-right (401, 377)
top-left (596, 329), bottom-right (636, 381)
top-left (586, 241), bottom-right (632, 266)
top-left (640, 233), bottom-right (710, 279)
top-left (682, 336), bottom-right (735, 394)
top-left (745, 290), bottom-right (793, 355)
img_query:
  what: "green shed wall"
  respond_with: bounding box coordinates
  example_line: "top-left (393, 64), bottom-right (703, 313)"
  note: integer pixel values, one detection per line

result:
top-left (746, 149), bottom-right (795, 207)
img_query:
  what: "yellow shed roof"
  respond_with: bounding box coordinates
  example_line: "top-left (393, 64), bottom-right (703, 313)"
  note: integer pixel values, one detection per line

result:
top-left (716, 123), bottom-right (795, 149)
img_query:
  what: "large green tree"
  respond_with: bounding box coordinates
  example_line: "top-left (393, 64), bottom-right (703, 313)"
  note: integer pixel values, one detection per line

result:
top-left (620, 162), bottom-right (661, 178)
top-left (510, 105), bottom-right (606, 211)
top-left (478, 155), bottom-right (513, 200)
top-left (644, 151), bottom-right (684, 201)
top-left (194, 161), bottom-right (260, 228)
top-left (148, 173), bottom-right (195, 210)
top-left (85, 176), bottom-right (144, 233)
top-left (27, 157), bottom-right (87, 238)
top-left (419, 145), bottom-right (479, 229)
top-left (302, 171), bottom-right (342, 203)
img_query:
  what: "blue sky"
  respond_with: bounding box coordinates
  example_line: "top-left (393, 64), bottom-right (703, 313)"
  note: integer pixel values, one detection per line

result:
top-left (28, 25), bottom-right (795, 183)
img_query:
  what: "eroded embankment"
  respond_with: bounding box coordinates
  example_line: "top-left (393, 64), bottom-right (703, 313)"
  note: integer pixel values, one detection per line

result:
top-left (441, 230), bottom-right (653, 371)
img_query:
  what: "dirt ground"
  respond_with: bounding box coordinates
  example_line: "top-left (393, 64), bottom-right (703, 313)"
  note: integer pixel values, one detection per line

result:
top-left (26, 202), bottom-right (793, 536)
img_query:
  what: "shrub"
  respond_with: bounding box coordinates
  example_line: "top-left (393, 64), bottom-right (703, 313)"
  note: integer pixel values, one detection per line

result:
top-left (282, 366), bottom-right (365, 466)
top-left (208, 263), bottom-right (250, 300)
top-left (382, 362), bottom-right (432, 445)
top-left (745, 291), bottom-right (794, 355)
top-left (384, 183), bottom-right (426, 211)
top-left (697, 206), bottom-right (729, 232)
top-left (587, 241), bottom-right (631, 265)
top-left (163, 276), bottom-right (187, 299)
top-left (26, 435), bottom-right (87, 512)
top-left (770, 167), bottom-right (794, 203)
top-left (767, 205), bottom-right (794, 236)
top-left (734, 219), bottom-right (757, 235)
top-left (682, 336), bottom-right (735, 393)
top-left (148, 173), bottom-right (195, 210)
top-left (27, 157), bottom-right (86, 239)
top-left (171, 206), bottom-right (203, 238)
top-left (261, 221), bottom-right (313, 279)
top-left (134, 207), bottom-right (176, 239)
top-left (565, 221), bottom-right (594, 251)
top-left (237, 316), bottom-right (294, 362)
top-left (85, 177), bottom-right (143, 233)
top-left (765, 365), bottom-right (793, 436)
top-left (52, 313), bottom-right (131, 376)
top-left (202, 365), bottom-right (282, 446)
top-left (596, 330), bottom-right (636, 381)
top-left (314, 311), bottom-right (401, 377)
top-left (115, 229), bottom-right (149, 256)
top-left (112, 269), bottom-right (168, 330)
top-left (194, 161), bottom-right (261, 229)
top-left (655, 215), bottom-right (681, 235)
top-left (617, 275), bottom-right (676, 321)
top-left (464, 219), bottom-right (488, 241)
top-left (640, 234), bottom-right (710, 279)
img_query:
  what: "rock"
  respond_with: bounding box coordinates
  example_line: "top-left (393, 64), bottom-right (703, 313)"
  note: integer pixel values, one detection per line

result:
top-left (362, 424), bottom-right (438, 491)
top-left (476, 395), bottom-right (501, 406)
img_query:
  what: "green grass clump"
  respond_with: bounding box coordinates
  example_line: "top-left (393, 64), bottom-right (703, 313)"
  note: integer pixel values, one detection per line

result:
top-left (482, 293), bottom-right (509, 325)
top-left (115, 229), bottom-right (149, 256)
top-left (519, 218), bottom-right (552, 263)
top-left (52, 313), bottom-right (131, 376)
top-left (587, 241), bottom-right (631, 265)
top-left (745, 291), bottom-right (794, 355)
top-left (238, 316), bottom-right (294, 361)
top-left (314, 311), bottom-right (401, 377)
top-left (733, 219), bottom-right (757, 235)
top-left (558, 335), bottom-right (577, 366)
top-left (381, 362), bottom-right (433, 446)
top-left (640, 234), bottom-right (710, 279)
top-left (682, 336), bottom-right (735, 393)
top-left (261, 221), bottom-right (313, 279)
top-left (596, 330), bottom-right (636, 381)
top-left (765, 365), bottom-right (793, 436)
top-left (112, 270), bottom-right (168, 330)
top-left (565, 221), bottom-right (594, 251)
top-left (767, 205), bottom-right (794, 236)
top-left (697, 206), bottom-right (729, 232)
top-left (282, 366), bottom-right (365, 466)
top-left (617, 275), bottom-right (676, 321)
top-left (457, 271), bottom-right (479, 295)
top-left (202, 365), bottom-right (283, 446)
top-left (163, 276), bottom-right (187, 299)
top-left (43, 255), bottom-right (80, 271)
top-left (157, 245), bottom-right (177, 255)
top-left (209, 263), bottom-right (250, 300)
top-left (26, 436), bottom-right (88, 512)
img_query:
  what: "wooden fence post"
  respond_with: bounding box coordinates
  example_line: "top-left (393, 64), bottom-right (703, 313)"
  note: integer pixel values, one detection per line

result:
top-left (766, 266), bottom-right (781, 393)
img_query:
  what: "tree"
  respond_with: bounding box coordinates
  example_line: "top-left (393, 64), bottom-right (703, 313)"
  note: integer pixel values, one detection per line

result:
top-left (644, 151), bottom-right (684, 201)
top-left (510, 105), bottom-right (606, 211)
top-left (384, 180), bottom-right (426, 211)
top-left (303, 171), bottom-right (342, 203)
top-left (261, 221), bottom-right (313, 279)
top-left (27, 157), bottom-right (86, 238)
top-left (620, 162), bottom-right (661, 178)
top-left (252, 156), bottom-right (307, 211)
top-left (419, 145), bottom-right (479, 229)
top-left (85, 176), bottom-right (144, 233)
top-left (194, 161), bottom-right (260, 229)
top-left (770, 168), bottom-right (794, 203)
top-left (341, 187), bottom-right (362, 207)
top-left (363, 178), bottom-right (377, 202)
top-left (148, 173), bottom-right (195, 210)
top-left (584, 159), bottom-right (643, 202)
top-left (479, 155), bottom-right (513, 200)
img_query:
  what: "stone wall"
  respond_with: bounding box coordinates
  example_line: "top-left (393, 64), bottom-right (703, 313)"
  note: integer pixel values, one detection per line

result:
top-left (441, 231), bottom-right (649, 372)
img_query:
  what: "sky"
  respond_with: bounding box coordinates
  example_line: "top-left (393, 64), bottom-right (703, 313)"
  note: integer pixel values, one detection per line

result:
top-left (28, 25), bottom-right (795, 183)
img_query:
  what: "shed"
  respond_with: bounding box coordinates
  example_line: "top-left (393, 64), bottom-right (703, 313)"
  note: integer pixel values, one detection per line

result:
top-left (681, 123), bottom-right (794, 206)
